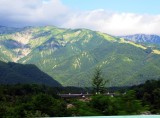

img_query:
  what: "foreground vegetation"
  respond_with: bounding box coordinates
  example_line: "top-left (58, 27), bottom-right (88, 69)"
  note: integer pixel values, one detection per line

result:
top-left (131, 80), bottom-right (160, 113)
top-left (0, 84), bottom-right (68, 117)
top-left (0, 80), bottom-right (159, 117)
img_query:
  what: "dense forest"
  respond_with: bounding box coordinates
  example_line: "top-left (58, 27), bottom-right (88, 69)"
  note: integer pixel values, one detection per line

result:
top-left (0, 80), bottom-right (159, 117)
top-left (131, 80), bottom-right (160, 113)
top-left (0, 61), bottom-right (61, 86)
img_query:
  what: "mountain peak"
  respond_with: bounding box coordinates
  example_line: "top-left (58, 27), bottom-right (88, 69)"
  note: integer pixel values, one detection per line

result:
top-left (120, 34), bottom-right (160, 44)
top-left (1, 26), bottom-right (160, 86)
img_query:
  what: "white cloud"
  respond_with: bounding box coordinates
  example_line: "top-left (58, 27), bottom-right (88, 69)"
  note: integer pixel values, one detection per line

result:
top-left (0, 0), bottom-right (160, 35)
top-left (61, 9), bottom-right (160, 35)
top-left (0, 0), bottom-right (68, 26)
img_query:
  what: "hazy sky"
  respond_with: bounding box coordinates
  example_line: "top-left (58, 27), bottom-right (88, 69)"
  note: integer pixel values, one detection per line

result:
top-left (0, 0), bottom-right (160, 35)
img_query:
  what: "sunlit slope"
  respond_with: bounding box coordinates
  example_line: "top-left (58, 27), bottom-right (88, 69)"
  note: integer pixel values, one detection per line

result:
top-left (0, 26), bottom-right (160, 86)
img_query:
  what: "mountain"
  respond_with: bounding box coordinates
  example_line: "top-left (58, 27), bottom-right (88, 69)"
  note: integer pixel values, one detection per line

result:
top-left (0, 61), bottom-right (62, 86)
top-left (119, 34), bottom-right (160, 44)
top-left (0, 26), bottom-right (22, 34)
top-left (0, 26), bottom-right (160, 86)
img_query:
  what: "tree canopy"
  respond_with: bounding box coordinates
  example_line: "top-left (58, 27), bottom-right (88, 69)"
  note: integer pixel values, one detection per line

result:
top-left (92, 68), bottom-right (108, 94)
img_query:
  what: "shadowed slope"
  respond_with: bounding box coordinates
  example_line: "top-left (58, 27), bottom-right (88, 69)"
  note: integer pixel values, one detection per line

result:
top-left (0, 61), bottom-right (62, 87)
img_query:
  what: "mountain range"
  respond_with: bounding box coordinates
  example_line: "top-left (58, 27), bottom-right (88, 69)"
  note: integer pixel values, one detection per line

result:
top-left (119, 34), bottom-right (160, 49)
top-left (0, 26), bottom-right (160, 87)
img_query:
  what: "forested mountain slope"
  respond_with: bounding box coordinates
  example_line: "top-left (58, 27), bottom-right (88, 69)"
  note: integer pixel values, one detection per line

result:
top-left (0, 61), bottom-right (61, 86)
top-left (0, 26), bottom-right (160, 86)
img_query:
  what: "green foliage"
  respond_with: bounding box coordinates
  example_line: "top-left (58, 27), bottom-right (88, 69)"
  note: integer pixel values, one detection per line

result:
top-left (132, 80), bottom-right (160, 113)
top-left (119, 90), bottom-right (147, 115)
top-left (145, 47), bottom-right (153, 54)
top-left (24, 110), bottom-right (49, 118)
top-left (0, 61), bottom-right (61, 86)
top-left (90, 91), bottom-right (147, 115)
top-left (68, 100), bottom-right (102, 116)
top-left (91, 95), bottom-right (115, 114)
top-left (32, 94), bottom-right (67, 116)
top-left (1, 26), bottom-right (160, 86)
top-left (0, 80), bottom-right (159, 117)
top-left (0, 84), bottom-right (67, 117)
top-left (92, 68), bottom-right (108, 94)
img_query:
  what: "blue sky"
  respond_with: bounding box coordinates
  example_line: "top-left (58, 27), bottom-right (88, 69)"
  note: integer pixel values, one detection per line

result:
top-left (0, 0), bottom-right (160, 35)
top-left (61, 0), bottom-right (160, 14)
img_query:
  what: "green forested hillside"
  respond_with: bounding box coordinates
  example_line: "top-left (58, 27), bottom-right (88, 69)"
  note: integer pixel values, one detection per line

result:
top-left (0, 26), bottom-right (160, 86)
top-left (0, 61), bottom-right (61, 86)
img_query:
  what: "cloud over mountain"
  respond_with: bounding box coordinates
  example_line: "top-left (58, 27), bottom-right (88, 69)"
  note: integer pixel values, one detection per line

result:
top-left (0, 0), bottom-right (160, 35)
top-left (63, 9), bottom-right (160, 35)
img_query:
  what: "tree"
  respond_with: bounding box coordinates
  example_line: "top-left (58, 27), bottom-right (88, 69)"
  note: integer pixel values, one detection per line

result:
top-left (32, 93), bottom-right (67, 117)
top-left (145, 47), bottom-right (152, 54)
top-left (92, 68), bottom-right (108, 94)
top-left (119, 90), bottom-right (148, 115)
